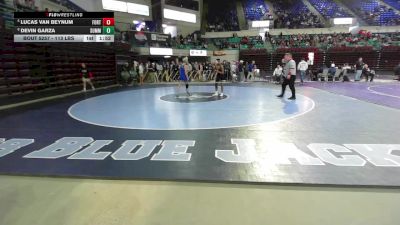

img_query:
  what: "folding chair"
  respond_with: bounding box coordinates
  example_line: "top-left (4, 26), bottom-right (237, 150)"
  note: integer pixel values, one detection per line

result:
top-left (192, 70), bottom-right (202, 81)
top-left (161, 70), bottom-right (169, 82)
top-left (205, 70), bottom-right (212, 81)
top-left (333, 69), bottom-right (342, 82)
top-left (171, 71), bottom-right (179, 81)
top-left (263, 71), bottom-right (273, 83)
top-left (209, 71), bottom-right (217, 80)
top-left (318, 69), bottom-right (329, 82)
top-left (188, 71), bottom-right (196, 81)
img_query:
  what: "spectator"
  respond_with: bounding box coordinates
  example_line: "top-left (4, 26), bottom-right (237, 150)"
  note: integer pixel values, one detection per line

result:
top-left (238, 60), bottom-right (244, 82)
top-left (273, 64), bottom-right (283, 84)
top-left (149, 62), bottom-right (157, 82)
top-left (173, 32), bottom-right (207, 49)
top-left (244, 62), bottom-right (249, 81)
top-left (362, 64), bottom-right (374, 82)
top-left (297, 58), bottom-right (309, 84)
top-left (341, 63), bottom-right (351, 82)
top-left (267, 32), bottom-right (400, 50)
top-left (129, 62), bottom-right (138, 86)
top-left (355, 57), bottom-right (365, 81)
top-left (121, 63), bottom-right (131, 85)
top-left (80, 63), bottom-right (95, 92)
top-left (139, 63), bottom-right (145, 85)
top-left (231, 61), bottom-right (238, 82)
top-left (248, 61), bottom-right (255, 80)
top-left (395, 62), bottom-right (400, 81)
top-left (156, 63), bottom-right (163, 82)
top-left (328, 63), bottom-right (337, 78)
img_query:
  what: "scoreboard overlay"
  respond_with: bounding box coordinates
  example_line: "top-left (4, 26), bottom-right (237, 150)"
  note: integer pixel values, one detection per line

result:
top-left (13, 12), bottom-right (114, 43)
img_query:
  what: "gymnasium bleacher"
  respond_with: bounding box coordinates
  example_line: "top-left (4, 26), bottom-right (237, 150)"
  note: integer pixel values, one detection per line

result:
top-left (267, 32), bottom-right (400, 50)
top-left (211, 35), bottom-right (265, 50)
top-left (0, 29), bottom-right (117, 97)
top-left (342, 0), bottom-right (400, 26)
top-left (308, 0), bottom-right (352, 19)
top-left (239, 43), bottom-right (400, 73)
top-left (0, 0), bottom-right (13, 29)
top-left (272, 0), bottom-right (324, 28)
top-left (242, 0), bottom-right (272, 21)
top-left (382, 0), bottom-right (400, 10)
top-left (206, 1), bottom-right (239, 32)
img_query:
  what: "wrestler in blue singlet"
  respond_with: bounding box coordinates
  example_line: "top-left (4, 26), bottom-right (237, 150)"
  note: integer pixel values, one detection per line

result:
top-left (179, 64), bottom-right (188, 81)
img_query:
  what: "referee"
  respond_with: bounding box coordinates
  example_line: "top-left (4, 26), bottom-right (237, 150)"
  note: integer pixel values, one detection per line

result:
top-left (277, 53), bottom-right (296, 100)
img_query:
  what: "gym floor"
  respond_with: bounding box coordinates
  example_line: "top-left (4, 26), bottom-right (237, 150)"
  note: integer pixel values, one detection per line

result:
top-left (1, 175), bottom-right (400, 225)
top-left (0, 81), bottom-right (400, 224)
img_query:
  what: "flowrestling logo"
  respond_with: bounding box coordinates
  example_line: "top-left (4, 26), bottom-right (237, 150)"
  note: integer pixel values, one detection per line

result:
top-left (0, 138), bottom-right (400, 167)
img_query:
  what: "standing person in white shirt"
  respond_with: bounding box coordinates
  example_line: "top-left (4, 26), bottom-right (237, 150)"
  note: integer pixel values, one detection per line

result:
top-left (273, 64), bottom-right (283, 84)
top-left (139, 63), bottom-right (145, 85)
top-left (231, 61), bottom-right (237, 82)
top-left (297, 58), bottom-right (308, 84)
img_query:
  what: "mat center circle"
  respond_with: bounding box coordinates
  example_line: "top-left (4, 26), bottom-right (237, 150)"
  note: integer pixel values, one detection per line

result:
top-left (68, 86), bottom-right (315, 130)
top-left (160, 92), bottom-right (228, 103)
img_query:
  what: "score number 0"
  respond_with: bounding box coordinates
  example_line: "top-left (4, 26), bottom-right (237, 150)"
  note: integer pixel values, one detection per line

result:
top-left (102, 18), bottom-right (115, 26)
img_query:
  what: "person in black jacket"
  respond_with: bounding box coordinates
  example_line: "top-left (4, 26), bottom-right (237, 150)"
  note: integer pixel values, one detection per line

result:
top-left (395, 63), bottom-right (400, 81)
top-left (244, 62), bottom-right (249, 82)
top-left (362, 64), bottom-right (374, 82)
top-left (354, 57), bottom-right (364, 81)
top-left (238, 60), bottom-right (244, 82)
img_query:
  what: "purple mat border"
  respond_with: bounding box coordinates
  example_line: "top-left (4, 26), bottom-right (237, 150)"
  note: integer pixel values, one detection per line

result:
top-left (304, 82), bottom-right (400, 110)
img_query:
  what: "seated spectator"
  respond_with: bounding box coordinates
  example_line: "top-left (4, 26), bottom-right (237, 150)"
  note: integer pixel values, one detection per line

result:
top-left (340, 63), bottom-right (352, 82)
top-left (328, 63), bottom-right (337, 77)
top-left (268, 32), bottom-right (400, 50)
top-left (241, 36), bottom-right (249, 45)
top-left (362, 64), bottom-right (375, 82)
top-left (172, 32), bottom-right (207, 49)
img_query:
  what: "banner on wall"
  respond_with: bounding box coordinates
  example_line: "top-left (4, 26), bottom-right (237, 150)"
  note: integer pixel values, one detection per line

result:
top-left (190, 50), bottom-right (207, 56)
top-left (150, 47), bottom-right (173, 56)
top-left (213, 51), bottom-right (226, 56)
top-left (130, 31), bottom-right (171, 47)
